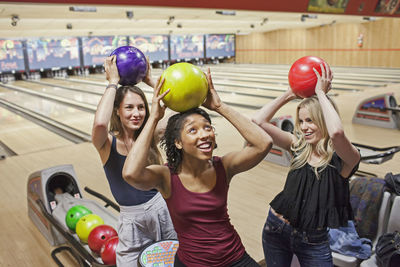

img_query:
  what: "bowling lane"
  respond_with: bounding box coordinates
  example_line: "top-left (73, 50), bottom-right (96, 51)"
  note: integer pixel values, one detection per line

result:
top-left (206, 69), bottom-right (388, 90)
top-left (53, 75), bottom-right (279, 109)
top-left (0, 105), bottom-right (73, 155)
top-left (12, 80), bottom-right (102, 106)
top-left (151, 68), bottom-right (372, 93)
top-left (212, 63), bottom-right (400, 83)
top-left (0, 89), bottom-right (94, 135)
top-left (42, 78), bottom-right (106, 94)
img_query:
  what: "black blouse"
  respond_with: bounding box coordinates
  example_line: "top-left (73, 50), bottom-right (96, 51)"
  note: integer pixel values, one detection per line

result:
top-left (270, 152), bottom-right (359, 231)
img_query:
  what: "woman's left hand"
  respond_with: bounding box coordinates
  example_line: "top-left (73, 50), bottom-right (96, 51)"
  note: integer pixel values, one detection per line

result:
top-left (313, 62), bottom-right (333, 94)
top-left (143, 57), bottom-right (155, 88)
top-left (104, 55), bottom-right (120, 85)
top-left (202, 68), bottom-right (222, 111)
top-left (150, 77), bottom-right (170, 121)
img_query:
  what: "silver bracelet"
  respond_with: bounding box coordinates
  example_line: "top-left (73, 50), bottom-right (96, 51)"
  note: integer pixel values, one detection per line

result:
top-left (106, 84), bottom-right (118, 90)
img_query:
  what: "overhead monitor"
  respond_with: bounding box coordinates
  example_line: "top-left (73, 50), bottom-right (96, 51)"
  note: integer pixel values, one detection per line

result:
top-left (129, 35), bottom-right (168, 62)
top-left (0, 39), bottom-right (25, 73)
top-left (205, 34), bottom-right (235, 58)
top-left (82, 36), bottom-right (127, 67)
top-left (27, 37), bottom-right (80, 70)
top-left (170, 34), bottom-right (204, 61)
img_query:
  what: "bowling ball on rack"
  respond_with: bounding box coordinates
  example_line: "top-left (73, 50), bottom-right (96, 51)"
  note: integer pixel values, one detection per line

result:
top-left (65, 205), bottom-right (92, 231)
top-left (110, 46), bottom-right (148, 86)
top-left (159, 62), bottom-right (209, 112)
top-left (101, 236), bottom-right (119, 265)
top-left (76, 214), bottom-right (104, 243)
top-left (288, 56), bottom-right (328, 98)
top-left (88, 225), bottom-right (118, 255)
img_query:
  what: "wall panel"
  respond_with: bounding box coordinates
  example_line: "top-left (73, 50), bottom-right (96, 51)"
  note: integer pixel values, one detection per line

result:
top-left (236, 18), bottom-right (400, 67)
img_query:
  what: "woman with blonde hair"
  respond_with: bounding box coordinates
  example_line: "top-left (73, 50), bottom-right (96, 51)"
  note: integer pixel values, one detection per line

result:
top-left (252, 63), bottom-right (360, 267)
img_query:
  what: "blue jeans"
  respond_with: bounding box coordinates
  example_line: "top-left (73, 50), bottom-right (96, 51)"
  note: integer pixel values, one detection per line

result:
top-left (262, 209), bottom-right (333, 267)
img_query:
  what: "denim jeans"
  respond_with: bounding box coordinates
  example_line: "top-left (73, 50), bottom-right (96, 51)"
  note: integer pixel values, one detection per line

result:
top-left (262, 209), bottom-right (333, 267)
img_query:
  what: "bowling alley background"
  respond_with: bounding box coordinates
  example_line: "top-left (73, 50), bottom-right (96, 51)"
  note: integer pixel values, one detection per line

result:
top-left (1, 1), bottom-right (400, 266)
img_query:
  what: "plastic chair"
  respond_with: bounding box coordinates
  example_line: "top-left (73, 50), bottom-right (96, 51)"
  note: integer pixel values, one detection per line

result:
top-left (360, 195), bottom-right (400, 267)
top-left (332, 191), bottom-right (392, 267)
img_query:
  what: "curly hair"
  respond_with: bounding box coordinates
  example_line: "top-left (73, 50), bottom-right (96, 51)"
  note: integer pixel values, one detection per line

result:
top-left (160, 108), bottom-right (212, 173)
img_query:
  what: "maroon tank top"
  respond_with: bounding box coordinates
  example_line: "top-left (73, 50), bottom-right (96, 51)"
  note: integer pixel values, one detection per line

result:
top-left (165, 156), bottom-right (245, 267)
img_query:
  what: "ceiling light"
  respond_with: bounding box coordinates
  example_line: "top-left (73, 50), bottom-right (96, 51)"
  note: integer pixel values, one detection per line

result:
top-left (69, 6), bottom-right (97, 12)
top-left (216, 10), bottom-right (236, 16)
top-left (301, 14), bottom-right (318, 22)
top-left (126, 11), bottom-right (133, 19)
top-left (11, 14), bottom-right (19, 26)
top-left (167, 16), bottom-right (175, 25)
top-left (260, 18), bottom-right (268, 26)
top-left (363, 16), bottom-right (376, 21)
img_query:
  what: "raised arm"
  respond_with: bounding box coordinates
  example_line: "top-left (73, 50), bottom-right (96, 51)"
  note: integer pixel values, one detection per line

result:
top-left (314, 63), bottom-right (360, 177)
top-left (202, 69), bottom-right (273, 180)
top-left (252, 88), bottom-right (297, 151)
top-left (142, 57), bottom-right (156, 89)
top-left (92, 56), bottom-right (119, 157)
top-left (122, 80), bottom-right (170, 194)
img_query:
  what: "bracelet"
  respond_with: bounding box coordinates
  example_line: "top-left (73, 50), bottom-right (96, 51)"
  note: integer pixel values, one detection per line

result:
top-left (106, 84), bottom-right (118, 90)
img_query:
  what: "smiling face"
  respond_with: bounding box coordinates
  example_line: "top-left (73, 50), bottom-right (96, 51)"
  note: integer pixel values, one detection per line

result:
top-left (175, 113), bottom-right (216, 160)
top-left (298, 107), bottom-right (322, 146)
top-left (117, 91), bottom-right (146, 132)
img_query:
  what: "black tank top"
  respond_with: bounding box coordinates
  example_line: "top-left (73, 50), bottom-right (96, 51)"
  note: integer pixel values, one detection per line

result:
top-left (103, 135), bottom-right (157, 206)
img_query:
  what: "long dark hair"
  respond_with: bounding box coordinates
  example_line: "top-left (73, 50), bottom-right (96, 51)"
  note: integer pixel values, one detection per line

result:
top-left (110, 85), bottom-right (162, 165)
top-left (160, 108), bottom-right (212, 172)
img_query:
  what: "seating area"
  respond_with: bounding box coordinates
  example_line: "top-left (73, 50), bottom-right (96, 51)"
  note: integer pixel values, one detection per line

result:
top-left (332, 193), bottom-right (400, 267)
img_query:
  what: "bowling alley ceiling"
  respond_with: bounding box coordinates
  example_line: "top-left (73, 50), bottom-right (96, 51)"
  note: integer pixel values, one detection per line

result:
top-left (0, 1), bottom-right (398, 38)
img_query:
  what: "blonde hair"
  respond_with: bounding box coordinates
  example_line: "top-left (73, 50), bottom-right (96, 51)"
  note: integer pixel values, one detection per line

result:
top-left (289, 95), bottom-right (339, 178)
top-left (110, 85), bottom-right (162, 165)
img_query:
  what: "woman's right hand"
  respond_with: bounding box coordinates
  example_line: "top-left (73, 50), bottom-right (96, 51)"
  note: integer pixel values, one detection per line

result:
top-left (151, 77), bottom-right (170, 121)
top-left (104, 55), bottom-right (120, 85)
top-left (314, 62), bottom-right (333, 95)
top-left (285, 85), bottom-right (298, 101)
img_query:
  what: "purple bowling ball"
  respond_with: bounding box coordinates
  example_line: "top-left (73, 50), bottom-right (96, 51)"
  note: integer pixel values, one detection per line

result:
top-left (110, 46), bottom-right (148, 86)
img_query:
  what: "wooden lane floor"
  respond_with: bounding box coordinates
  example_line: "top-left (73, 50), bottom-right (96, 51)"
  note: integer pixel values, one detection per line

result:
top-left (0, 85), bottom-right (94, 135)
top-left (211, 63), bottom-right (400, 82)
top-left (0, 142), bottom-right (116, 267)
top-left (12, 80), bottom-right (102, 106)
top-left (0, 105), bottom-right (73, 155)
top-left (48, 76), bottom-right (279, 110)
top-left (87, 65), bottom-right (389, 94)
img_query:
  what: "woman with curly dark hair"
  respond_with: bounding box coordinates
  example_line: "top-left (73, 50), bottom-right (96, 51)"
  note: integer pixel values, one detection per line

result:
top-left (122, 69), bottom-right (273, 266)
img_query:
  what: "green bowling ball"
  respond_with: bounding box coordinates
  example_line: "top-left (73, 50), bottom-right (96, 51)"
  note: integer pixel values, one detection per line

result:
top-left (65, 205), bottom-right (92, 231)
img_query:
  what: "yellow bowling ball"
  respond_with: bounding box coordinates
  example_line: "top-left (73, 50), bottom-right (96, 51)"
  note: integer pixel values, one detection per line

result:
top-left (160, 63), bottom-right (208, 112)
top-left (76, 214), bottom-right (104, 243)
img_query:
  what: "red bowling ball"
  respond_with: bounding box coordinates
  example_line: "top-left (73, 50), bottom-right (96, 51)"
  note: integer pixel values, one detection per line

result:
top-left (88, 225), bottom-right (118, 255)
top-left (101, 236), bottom-right (119, 265)
top-left (288, 56), bottom-right (328, 98)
